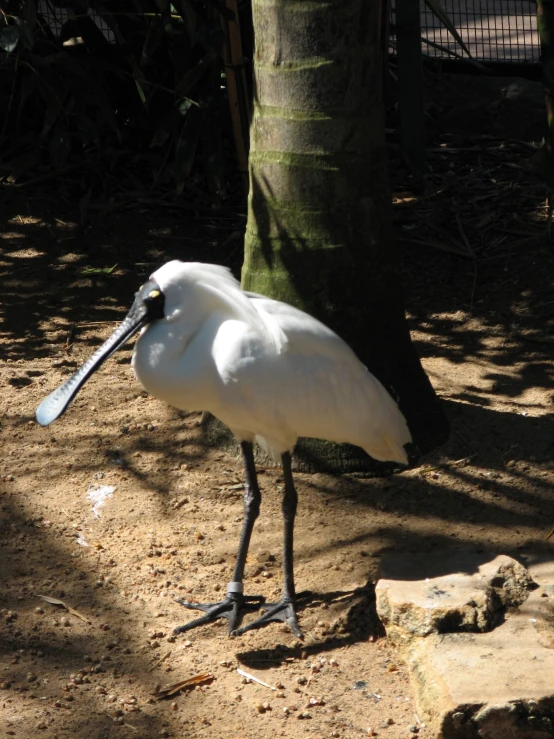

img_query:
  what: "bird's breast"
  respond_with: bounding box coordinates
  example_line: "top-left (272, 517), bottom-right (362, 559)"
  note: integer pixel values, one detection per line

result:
top-left (131, 321), bottom-right (222, 413)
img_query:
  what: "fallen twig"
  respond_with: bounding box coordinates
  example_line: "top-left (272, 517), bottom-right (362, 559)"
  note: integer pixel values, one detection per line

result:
top-left (152, 672), bottom-right (214, 699)
top-left (38, 595), bottom-right (90, 623)
top-left (237, 668), bottom-right (276, 690)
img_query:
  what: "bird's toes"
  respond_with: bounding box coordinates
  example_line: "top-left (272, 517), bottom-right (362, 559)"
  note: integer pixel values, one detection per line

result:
top-left (173, 593), bottom-right (267, 635)
top-left (235, 598), bottom-right (303, 638)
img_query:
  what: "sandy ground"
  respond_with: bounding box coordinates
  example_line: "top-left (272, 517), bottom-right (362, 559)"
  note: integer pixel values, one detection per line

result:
top-left (2, 75), bottom-right (554, 739)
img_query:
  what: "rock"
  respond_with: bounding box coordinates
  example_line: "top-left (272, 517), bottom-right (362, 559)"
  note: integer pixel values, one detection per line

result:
top-left (375, 552), bottom-right (536, 645)
top-left (375, 552), bottom-right (554, 739)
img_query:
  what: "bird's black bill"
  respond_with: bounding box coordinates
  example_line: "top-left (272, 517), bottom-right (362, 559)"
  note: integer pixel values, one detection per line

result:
top-left (36, 280), bottom-right (163, 427)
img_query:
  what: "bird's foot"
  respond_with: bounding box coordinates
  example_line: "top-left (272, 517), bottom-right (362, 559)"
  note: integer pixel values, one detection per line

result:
top-left (173, 582), bottom-right (265, 635)
top-left (235, 595), bottom-right (303, 639)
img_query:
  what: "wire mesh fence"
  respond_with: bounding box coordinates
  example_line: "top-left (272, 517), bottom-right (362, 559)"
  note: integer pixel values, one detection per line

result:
top-left (393, 1), bottom-right (540, 63)
top-left (38, 0), bottom-right (114, 43)
top-left (38, 1), bottom-right (541, 64)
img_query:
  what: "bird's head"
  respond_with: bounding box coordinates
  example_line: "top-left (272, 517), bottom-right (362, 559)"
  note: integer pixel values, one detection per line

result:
top-left (36, 275), bottom-right (167, 427)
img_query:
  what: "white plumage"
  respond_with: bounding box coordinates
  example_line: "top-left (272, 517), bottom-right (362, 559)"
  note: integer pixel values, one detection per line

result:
top-left (133, 261), bottom-right (411, 464)
top-left (36, 259), bottom-right (412, 638)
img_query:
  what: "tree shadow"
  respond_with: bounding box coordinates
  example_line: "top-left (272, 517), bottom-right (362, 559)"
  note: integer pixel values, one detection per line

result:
top-left (236, 584), bottom-right (386, 670)
top-left (3, 52), bottom-right (554, 739)
top-left (2, 364), bottom-right (554, 736)
top-left (0, 191), bottom-right (244, 365)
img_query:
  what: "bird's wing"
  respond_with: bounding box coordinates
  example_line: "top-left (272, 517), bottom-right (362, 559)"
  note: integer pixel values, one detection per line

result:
top-left (226, 295), bottom-right (412, 464)
top-left (245, 294), bottom-right (346, 359)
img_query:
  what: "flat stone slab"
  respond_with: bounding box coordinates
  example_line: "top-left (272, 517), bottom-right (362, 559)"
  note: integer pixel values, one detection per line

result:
top-left (376, 552), bottom-right (536, 643)
top-left (376, 552), bottom-right (554, 739)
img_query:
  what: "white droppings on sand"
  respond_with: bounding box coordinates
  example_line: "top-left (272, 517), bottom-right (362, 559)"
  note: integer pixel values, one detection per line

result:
top-left (87, 485), bottom-right (115, 518)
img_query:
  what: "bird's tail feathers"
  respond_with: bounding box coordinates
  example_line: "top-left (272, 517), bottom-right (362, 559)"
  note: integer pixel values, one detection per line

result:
top-left (362, 436), bottom-right (409, 466)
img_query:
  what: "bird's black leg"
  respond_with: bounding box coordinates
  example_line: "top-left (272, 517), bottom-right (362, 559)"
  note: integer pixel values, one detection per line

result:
top-left (174, 441), bottom-right (265, 635)
top-left (236, 451), bottom-right (303, 639)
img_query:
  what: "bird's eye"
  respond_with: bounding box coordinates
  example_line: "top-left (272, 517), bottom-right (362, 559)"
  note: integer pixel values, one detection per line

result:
top-left (147, 289), bottom-right (161, 301)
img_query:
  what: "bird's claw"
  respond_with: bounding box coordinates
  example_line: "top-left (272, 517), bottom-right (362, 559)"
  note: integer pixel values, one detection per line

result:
top-left (235, 596), bottom-right (303, 639)
top-left (173, 593), bottom-right (266, 635)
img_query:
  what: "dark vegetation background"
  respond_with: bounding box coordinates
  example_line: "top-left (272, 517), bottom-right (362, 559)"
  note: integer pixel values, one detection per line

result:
top-left (0, 0), bottom-right (253, 214)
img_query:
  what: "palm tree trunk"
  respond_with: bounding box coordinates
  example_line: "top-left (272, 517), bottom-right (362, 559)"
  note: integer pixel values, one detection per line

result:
top-left (238, 0), bottom-right (447, 470)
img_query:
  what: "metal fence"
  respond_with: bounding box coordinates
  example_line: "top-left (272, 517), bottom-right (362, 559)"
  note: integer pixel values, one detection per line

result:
top-left (38, 0), bottom-right (541, 64)
top-left (394, 1), bottom-right (540, 63)
top-left (421, 0), bottom-right (539, 62)
top-left (38, 1), bottom-right (114, 43)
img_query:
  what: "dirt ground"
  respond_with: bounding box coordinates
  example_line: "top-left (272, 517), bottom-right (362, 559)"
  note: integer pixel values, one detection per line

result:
top-left (2, 73), bottom-right (554, 739)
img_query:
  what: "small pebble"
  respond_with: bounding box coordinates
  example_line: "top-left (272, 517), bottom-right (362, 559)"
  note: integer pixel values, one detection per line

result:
top-left (308, 696), bottom-right (324, 706)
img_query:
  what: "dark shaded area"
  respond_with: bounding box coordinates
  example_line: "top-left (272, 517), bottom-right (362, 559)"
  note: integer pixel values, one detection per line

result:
top-left (236, 584), bottom-right (387, 670)
top-left (0, 188), bottom-right (245, 365)
top-left (0, 0), bottom-right (245, 207)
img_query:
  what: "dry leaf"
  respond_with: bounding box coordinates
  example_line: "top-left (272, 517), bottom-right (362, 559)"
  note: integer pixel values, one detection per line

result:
top-left (152, 672), bottom-right (214, 699)
top-left (37, 595), bottom-right (90, 623)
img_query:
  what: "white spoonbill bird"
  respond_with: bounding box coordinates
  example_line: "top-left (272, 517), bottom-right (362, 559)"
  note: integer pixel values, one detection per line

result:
top-left (37, 260), bottom-right (412, 638)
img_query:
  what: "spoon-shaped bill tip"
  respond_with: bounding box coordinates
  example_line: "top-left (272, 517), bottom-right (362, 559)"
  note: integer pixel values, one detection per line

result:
top-left (36, 391), bottom-right (66, 427)
top-left (35, 299), bottom-right (151, 427)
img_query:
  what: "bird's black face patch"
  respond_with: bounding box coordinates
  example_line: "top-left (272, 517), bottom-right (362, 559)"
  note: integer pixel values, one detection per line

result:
top-left (136, 279), bottom-right (165, 321)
